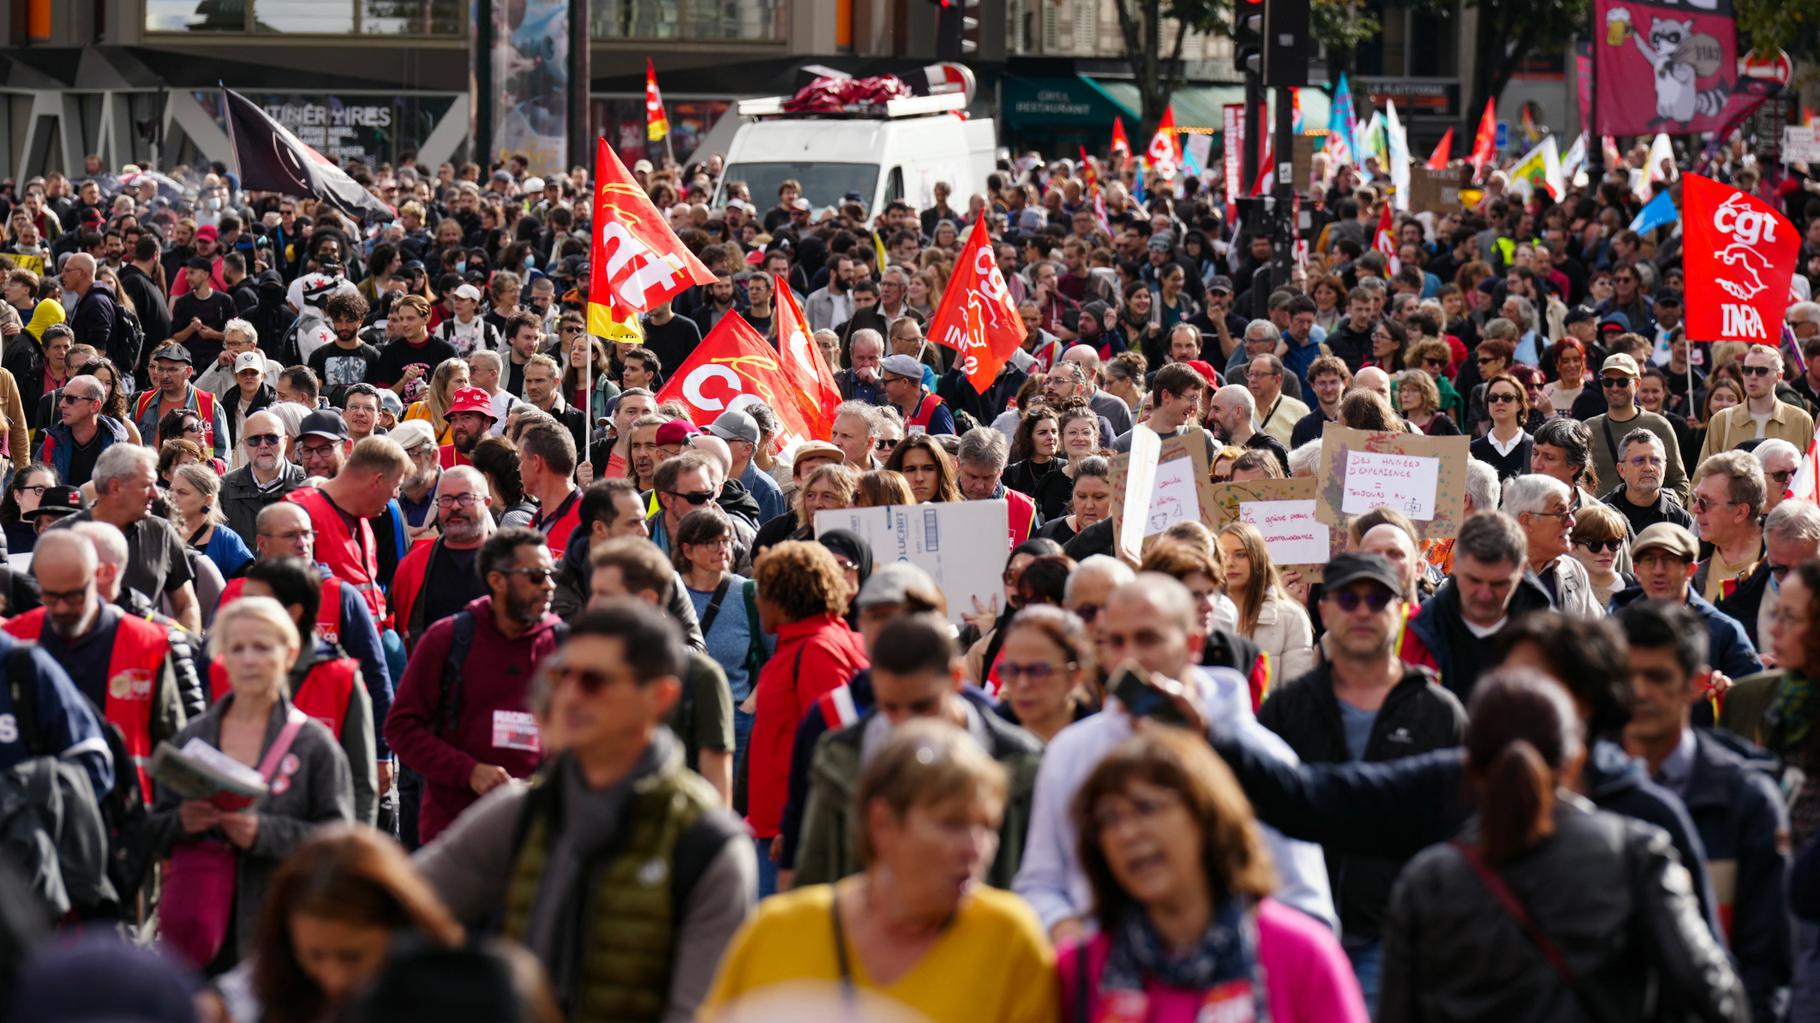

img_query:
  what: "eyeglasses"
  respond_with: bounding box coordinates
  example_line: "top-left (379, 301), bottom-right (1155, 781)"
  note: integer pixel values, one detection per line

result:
top-left (1486, 392), bottom-right (1519, 404)
top-left (261, 529), bottom-right (314, 542)
top-left (998, 661), bottom-right (1077, 684)
top-left (1533, 505), bottom-right (1576, 519)
top-left (1601, 376), bottom-right (1632, 389)
top-left (1325, 588), bottom-right (1396, 612)
top-left (435, 493), bottom-right (481, 508)
top-left (1741, 365), bottom-right (1776, 377)
top-left (1771, 562), bottom-right (1793, 581)
top-left (666, 490), bottom-right (714, 506)
top-left (498, 566), bottom-right (555, 585)
top-left (547, 661), bottom-right (616, 695)
top-left (39, 586), bottom-right (90, 608)
top-left (245, 433), bottom-right (282, 448)
top-left (1626, 455), bottom-right (1663, 468)
top-left (1690, 495), bottom-right (1733, 513)
top-left (1578, 538), bottom-right (1623, 554)
top-left (14, 484), bottom-right (47, 497)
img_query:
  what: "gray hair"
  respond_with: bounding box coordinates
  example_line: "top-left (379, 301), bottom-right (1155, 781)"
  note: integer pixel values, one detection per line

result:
top-left (223, 318), bottom-right (258, 345)
top-left (1217, 383), bottom-right (1257, 418)
top-left (956, 426), bottom-right (1009, 472)
top-left (467, 349), bottom-right (503, 371)
top-left (848, 329), bottom-right (884, 355)
top-left (1789, 302), bottom-right (1820, 328)
top-left (1503, 295), bottom-right (1536, 330)
top-left (1695, 450), bottom-right (1767, 516)
top-left (1619, 428), bottom-right (1665, 459)
top-left (92, 444), bottom-right (157, 492)
top-left (1465, 458), bottom-right (1501, 514)
top-left (1288, 439), bottom-right (1322, 477)
top-left (1243, 319), bottom-right (1281, 344)
top-left (1455, 511), bottom-right (1528, 568)
top-left (1065, 554), bottom-right (1136, 604)
top-left (1765, 498), bottom-right (1820, 545)
top-left (1754, 438), bottom-right (1800, 467)
top-left (833, 400), bottom-right (879, 434)
top-left (1501, 474), bottom-right (1570, 517)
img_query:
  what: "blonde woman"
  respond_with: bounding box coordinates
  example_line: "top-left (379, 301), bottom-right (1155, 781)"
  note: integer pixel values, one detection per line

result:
top-left (1217, 522), bottom-right (1314, 684)
top-left (403, 357), bottom-right (471, 445)
top-left (169, 462), bottom-right (253, 581)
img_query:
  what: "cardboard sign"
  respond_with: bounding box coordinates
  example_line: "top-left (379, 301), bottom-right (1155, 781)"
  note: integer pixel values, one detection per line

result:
top-left (1107, 430), bottom-right (1219, 559)
top-left (1315, 424), bottom-right (1469, 540)
top-left (1207, 477), bottom-right (1336, 583)
top-left (1408, 165), bottom-right (1464, 213)
top-left (815, 500), bottom-right (1010, 627)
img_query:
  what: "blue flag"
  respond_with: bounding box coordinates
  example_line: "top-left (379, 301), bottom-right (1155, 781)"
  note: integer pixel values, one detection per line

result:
top-left (1628, 190), bottom-right (1678, 236)
top-left (1327, 73), bottom-right (1358, 164)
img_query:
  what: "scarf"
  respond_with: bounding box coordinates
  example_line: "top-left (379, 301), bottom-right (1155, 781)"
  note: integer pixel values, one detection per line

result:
top-left (1099, 899), bottom-right (1272, 1022)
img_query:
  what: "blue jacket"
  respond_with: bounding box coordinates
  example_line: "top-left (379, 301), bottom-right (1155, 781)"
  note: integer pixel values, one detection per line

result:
top-left (37, 415), bottom-right (130, 486)
top-left (0, 631), bottom-right (113, 797)
top-left (1612, 585), bottom-right (1764, 681)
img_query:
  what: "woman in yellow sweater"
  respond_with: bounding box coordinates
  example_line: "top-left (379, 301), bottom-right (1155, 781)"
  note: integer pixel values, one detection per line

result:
top-left (704, 720), bottom-right (1056, 1023)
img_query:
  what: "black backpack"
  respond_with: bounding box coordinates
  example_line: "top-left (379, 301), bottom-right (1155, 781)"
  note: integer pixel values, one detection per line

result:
top-left (110, 302), bottom-right (145, 383)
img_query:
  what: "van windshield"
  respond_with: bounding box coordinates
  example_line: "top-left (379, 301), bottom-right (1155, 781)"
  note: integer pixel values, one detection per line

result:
top-left (722, 162), bottom-right (879, 212)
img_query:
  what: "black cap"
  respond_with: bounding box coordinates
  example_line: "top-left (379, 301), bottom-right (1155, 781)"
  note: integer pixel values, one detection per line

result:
top-left (151, 343), bottom-right (192, 364)
top-left (1563, 305), bottom-right (1599, 326)
top-left (1207, 275), bottom-right (1234, 294)
top-left (298, 408), bottom-right (349, 442)
top-left (26, 485), bottom-right (84, 521)
top-left (184, 255), bottom-right (213, 271)
top-left (1322, 552), bottom-right (1404, 596)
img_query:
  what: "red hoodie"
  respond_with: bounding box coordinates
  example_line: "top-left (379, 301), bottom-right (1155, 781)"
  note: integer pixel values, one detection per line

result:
top-left (746, 613), bottom-right (868, 838)
top-left (385, 595), bottom-right (563, 843)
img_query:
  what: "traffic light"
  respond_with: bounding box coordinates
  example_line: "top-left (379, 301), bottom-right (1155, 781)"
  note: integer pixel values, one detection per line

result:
top-left (928, 0), bottom-right (979, 59)
top-left (1262, 0), bottom-right (1310, 88)
top-left (1235, 0), bottom-right (1265, 78)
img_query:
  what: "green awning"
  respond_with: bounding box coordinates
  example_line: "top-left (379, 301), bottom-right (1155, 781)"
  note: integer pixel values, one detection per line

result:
top-left (1000, 75), bottom-right (1141, 129)
top-left (1091, 81), bottom-right (1332, 135)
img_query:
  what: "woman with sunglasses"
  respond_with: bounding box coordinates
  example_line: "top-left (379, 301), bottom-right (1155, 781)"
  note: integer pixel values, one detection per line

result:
top-left (1406, 339), bottom-right (1465, 424)
top-left (1569, 502), bottom-right (1631, 609)
top-left (1464, 338), bottom-right (1515, 437)
top-left (675, 507), bottom-right (770, 770)
top-left (0, 461), bottom-right (56, 553)
top-left (1469, 373), bottom-right (1534, 482)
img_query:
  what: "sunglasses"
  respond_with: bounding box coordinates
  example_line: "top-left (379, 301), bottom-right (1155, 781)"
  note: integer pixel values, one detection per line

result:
top-left (1578, 538), bottom-right (1623, 554)
top-left (1486, 392), bottom-right (1519, 404)
top-left (668, 490), bottom-right (714, 506)
top-left (244, 434), bottom-right (282, 448)
top-left (1741, 365), bottom-right (1776, 377)
top-left (1326, 581), bottom-right (1396, 611)
top-left (1476, 357), bottom-right (1497, 365)
top-left (57, 392), bottom-right (98, 405)
top-left (1768, 468), bottom-right (1797, 484)
top-left (548, 662), bottom-right (615, 695)
top-left (498, 567), bottom-right (555, 585)
top-left (1600, 376), bottom-right (1633, 389)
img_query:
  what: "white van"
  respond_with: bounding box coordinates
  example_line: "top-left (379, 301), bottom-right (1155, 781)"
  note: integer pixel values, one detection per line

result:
top-left (714, 92), bottom-right (997, 216)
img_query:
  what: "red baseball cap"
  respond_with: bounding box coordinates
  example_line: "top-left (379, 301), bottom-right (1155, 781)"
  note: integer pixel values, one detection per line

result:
top-left (655, 419), bottom-right (702, 447)
top-left (194, 224), bottom-right (219, 241)
top-left (1185, 360), bottom-right (1223, 390)
top-left (447, 386), bottom-right (496, 420)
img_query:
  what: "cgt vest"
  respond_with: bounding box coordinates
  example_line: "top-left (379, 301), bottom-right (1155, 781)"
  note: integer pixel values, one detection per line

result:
top-left (287, 488), bottom-right (388, 626)
top-left (906, 391), bottom-right (946, 431)
top-left (133, 386), bottom-right (219, 453)
top-left (206, 654), bottom-right (358, 739)
top-left (502, 757), bottom-right (722, 1023)
top-left (5, 609), bottom-right (166, 802)
top-left (217, 575), bottom-right (344, 645)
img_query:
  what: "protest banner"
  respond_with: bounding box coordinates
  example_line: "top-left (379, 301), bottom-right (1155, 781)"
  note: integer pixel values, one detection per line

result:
top-left (1207, 477), bottom-right (1338, 583)
top-left (815, 500), bottom-right (1009, 628)
top-left (1683, 172), bottom-right (1800, 344)
top-left (1314, 424), bottom-right (1469, 540)
top-left (1108, 431), bottom-right (1218, 560)
top-left (1408, 165), bottom-right (1463, 213)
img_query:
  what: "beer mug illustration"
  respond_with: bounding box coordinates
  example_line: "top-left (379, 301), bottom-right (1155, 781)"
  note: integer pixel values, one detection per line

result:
top-left (1606, 7), bottom-right (1632, 46)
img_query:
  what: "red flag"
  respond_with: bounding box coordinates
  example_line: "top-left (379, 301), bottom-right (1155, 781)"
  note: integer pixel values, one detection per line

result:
top-left (927, 212), bottom-right (1025, 394)
top-left (1468, 99), bottom-right (1497, 182)
top-left (1374, 203), bottom-right (1400, 274)
top-left (588, 136), bottom-right (714, 323)
top-left (771, 274), bottom-right (841, 441)
top-left (1079, 145), bottom-right (1100, 195)
top-left (645, 58), bottom-right (669, 142)
top-left (655, 313), bottom-right (821, 446)
top-left (1146, 107), bottom-right (1180, 179)
top-left (1683, 172), bottom-right (1799, 345)
top-left (1426, 128), bottom-right (1454, 170)
top-left (1110, 117), bottom-right (1132, 165)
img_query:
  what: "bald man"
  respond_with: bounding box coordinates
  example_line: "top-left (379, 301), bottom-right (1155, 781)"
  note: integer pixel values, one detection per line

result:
top-left (62, 252), bottom-right (122, 366)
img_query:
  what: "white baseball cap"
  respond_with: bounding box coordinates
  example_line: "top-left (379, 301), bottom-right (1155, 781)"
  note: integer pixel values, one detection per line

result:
top-left (233, 351), bottom-right (264, 375)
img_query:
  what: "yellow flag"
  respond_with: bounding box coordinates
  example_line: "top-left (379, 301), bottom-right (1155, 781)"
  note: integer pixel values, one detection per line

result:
top-left (871, 230), bottom-right (888, 274)
top-left (588, 301), bottom-right (644, 344)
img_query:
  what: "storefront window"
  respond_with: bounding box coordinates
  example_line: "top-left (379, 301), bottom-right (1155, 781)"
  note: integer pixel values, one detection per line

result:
top-left (361, 0), bottom-right (464, 35)
top-left (146, 0), bottom-right (460, 35)
top-left (591, 0), bottom-right (781, 40)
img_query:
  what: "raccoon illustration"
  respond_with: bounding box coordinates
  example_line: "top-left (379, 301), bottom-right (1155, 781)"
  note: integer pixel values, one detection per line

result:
top-left (1632, 17), bottom-right (1727, 124)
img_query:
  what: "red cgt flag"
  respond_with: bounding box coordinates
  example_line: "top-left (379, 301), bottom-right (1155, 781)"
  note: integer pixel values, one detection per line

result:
top-left (927, 211), bottom-right (1025, 395)
top-left (1374, 203), bottom-right (1400, 274)
top-left (588, 136), bottom-right (714, 321)
top-left (1110, 116), bottom-right (1132, 165)
top-left (1146, 106), bottom-right (1180, 178)
top-left (655, 313), bottom-right (822, 446)
top-left (1426, 127), bottom-right (1454, 170)
top-left (645, 58), bottom-right (669, 142)
top-left (772, 273), bottom-right (842, 441)
top-left (1683, 173), bottom-right (1800, 345)
top-left (1468, 99), bottom-right (1497, 183)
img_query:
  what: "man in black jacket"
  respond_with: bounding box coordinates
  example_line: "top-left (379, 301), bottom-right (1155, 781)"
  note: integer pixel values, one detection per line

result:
top-left (117, 237), bottom-right (171, 357)
top-left (1258, 554), bottom-right (1467, 1007)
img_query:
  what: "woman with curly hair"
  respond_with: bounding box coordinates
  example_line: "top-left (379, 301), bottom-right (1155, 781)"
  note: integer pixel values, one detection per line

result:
top-left (1396, 368), bottom-right (1460, 436)
top-left (1004, 405), bottom-right (1071, 519)
top-left (885, 433), bottom-right (963, 504)
top-left (746, 540), bottom-right (869, 897)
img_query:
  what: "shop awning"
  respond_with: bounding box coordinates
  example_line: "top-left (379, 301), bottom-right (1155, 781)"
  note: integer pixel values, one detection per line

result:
top-left (1000, 74), bottom-right (1140, 130)
top-left (1090, 80), bottom-right (1332, 136)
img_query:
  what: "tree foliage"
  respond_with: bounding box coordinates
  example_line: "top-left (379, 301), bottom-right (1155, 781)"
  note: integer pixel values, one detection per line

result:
top-left (1456, 0), bottom-right (1588, 137)
top-left (1112, 0), bottom-right (1225, 141)
top-left (1312, 0), bottom-right (1382, 84)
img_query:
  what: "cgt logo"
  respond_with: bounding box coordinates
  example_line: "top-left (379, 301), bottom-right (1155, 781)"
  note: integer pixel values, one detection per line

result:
top-left (680, 355), bottom-right (781, 417)
top-left (1715, 242), bottom-right (1770, 302)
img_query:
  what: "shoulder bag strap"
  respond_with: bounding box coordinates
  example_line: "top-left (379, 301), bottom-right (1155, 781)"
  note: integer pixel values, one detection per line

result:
top-left (256, 705), bottom-right (311, 783)
top-left (1599, 414), bottom-right (1622, 471)
top-left (695, 577), bottom-right (735, 636)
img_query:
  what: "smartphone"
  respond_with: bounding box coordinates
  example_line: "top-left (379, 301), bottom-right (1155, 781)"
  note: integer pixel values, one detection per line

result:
top-left (1109, 661), bottom-right (1191, 726)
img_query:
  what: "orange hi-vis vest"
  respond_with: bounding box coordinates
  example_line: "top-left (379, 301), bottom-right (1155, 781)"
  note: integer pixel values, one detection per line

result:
top-left (207, 655), bottom-right (359, 739)
top-left (5, 609), bottom-right (167, 802)
top-left (217, 575), bottom-right (345, 645)
top-left (133, 386), bottom-right (219, 453)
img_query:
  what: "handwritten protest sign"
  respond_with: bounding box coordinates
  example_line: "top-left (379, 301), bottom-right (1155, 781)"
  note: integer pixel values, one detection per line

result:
top-left (1315, 424), bottom-right (1469, 540)
top-left (1208, 477), bottom-right (1337, 583)
top-left (1108, 430), bottom-right (1218, 559)
top-left (816, 500), bottom-right (1008, 627)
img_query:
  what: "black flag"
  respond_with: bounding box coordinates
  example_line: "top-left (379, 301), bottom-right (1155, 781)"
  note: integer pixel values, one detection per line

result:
top-left (221, 87), bottom-right (393, 219)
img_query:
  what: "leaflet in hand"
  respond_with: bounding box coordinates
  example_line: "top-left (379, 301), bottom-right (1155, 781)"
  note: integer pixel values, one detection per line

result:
top-left (149, 738), bottom-right (268, 810)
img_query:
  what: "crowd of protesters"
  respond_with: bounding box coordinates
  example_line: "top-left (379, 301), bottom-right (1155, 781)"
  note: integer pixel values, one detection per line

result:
top-left (0, 117), bottom-right (1816, 1023)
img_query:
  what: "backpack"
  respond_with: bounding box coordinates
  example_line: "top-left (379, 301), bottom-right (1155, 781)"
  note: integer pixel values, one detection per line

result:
top-left (110, 303), bottom-right (145, 385)
top-left (432, 611), bottom-right (568, 738)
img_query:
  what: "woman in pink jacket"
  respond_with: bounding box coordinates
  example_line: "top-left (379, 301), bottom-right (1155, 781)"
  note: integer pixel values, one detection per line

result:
top-left (1057, 729), bottom-right (1368, 1023)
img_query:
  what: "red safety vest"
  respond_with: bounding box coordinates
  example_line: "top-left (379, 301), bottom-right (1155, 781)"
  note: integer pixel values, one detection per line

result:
top-left (437, 444), bottom-right (471, 469)
top-left (286, 488), bottom-right (388, 626)
top-left (208, 656), bottom-right (358, 739)
top-left (217, 575), bottom-right (344, 645)
top-left (1005, 488), bottom-right (1036, 547)
top-left (133, 386), bottom-right (219, 452)
top-left (533, 488), bottom-right (581, 554)
top-left (6, 609), bottom-right (167, 802)
top-left (906, 392), bottom-right (946, 431)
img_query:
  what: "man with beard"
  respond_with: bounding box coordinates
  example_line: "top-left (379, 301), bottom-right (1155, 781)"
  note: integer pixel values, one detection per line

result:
top-left (132, 343), bottom-right (230, 459)
top-left (288, 435), bottom-right (414, 628)
top-left (1603, 429), bottom-right (1693, 536)
top-left (221, 409), bottom-right (307, 547)
top-left (628, 413), bottom-right (667, 492)
top-left (297, 409), bottom-right (352, 481)
top-left (439, 387), bottom-right (496, 469)
top-left (5, 529), bottom-right (197, 802)
top-left (391, 466), bottom-right (496, 649)
top-left (309, 291), bottom-right (383, 406)
top-left (386, 526), bottom-right (565, 844)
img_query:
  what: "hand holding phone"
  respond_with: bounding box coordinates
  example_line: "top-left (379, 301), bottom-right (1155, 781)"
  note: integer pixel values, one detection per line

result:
top-left (1109, 661), bottom-right (1192, 727)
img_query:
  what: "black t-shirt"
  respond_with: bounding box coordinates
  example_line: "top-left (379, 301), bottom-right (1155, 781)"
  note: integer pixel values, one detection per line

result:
top-left (65, 430), bottom-right (105, 488)
top-left (58, 511), bottom-right (193, 600)
top-left (375, 336), bottom-right (459, 399)
top-left (309, 341), bottom-right (384, 400)
top-left (419, 543), bottom-right (485, 631)
top-left (640, 315), bottom-right (704, 377)
top-left (172, 290), bottom-right (238, 368)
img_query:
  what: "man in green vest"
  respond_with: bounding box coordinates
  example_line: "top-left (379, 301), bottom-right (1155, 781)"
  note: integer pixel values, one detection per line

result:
top-left (415, 603), bottom-right (755, 1022)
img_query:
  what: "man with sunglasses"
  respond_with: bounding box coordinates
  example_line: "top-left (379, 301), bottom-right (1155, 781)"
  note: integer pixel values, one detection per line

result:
top-left (1718, 498), bottom-right (1820, 651)
top-left (1611, 523), bottom-right (1763, 683)
top-left (647, 451), bottom-right (718, 559)
top-left (1698, 343), bottom-right (1816, 465)
top-left (35, 372), bottom-right (127, 489)
top-left (220, 409), bottom-right (305, 548)
top-left (1587, 353), bottom-right (1688, 507)
top-left (1259, 552), bottom-right (1465, 1005)
top-left (1691, 452), bottom-right (1767, 605)
top-left (387, 526), bottom-right (563, 845)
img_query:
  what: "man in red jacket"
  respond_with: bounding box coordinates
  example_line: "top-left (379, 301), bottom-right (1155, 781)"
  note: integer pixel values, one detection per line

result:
top-left (385, 526), bottom-right (563, 845)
